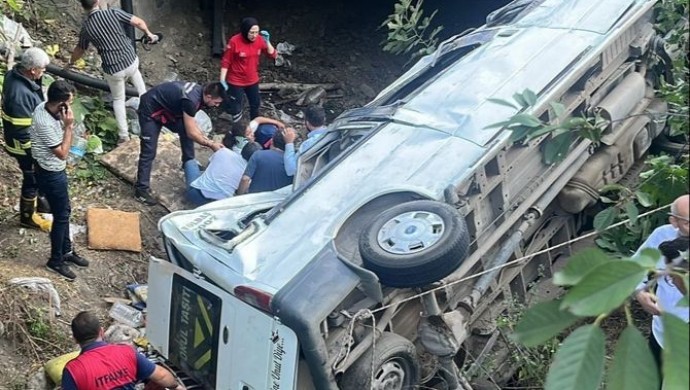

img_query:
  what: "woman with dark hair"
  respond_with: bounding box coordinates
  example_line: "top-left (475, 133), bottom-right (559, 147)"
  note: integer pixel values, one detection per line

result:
top-left (183, 133), bottom-right (247, 206)
top-left (219, 17), bottom-right (277, 122)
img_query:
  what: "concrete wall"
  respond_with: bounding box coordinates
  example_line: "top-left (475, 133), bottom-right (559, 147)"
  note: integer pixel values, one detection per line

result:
top-left (132, 0), bottom-right (175, 25)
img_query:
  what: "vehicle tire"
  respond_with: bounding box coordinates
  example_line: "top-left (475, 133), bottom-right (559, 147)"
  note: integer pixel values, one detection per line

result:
top-left (652, 134), bottom-right (689, 155)
top-left (339, 332), bottom-right (420, 390)
top-left (359, 200), bottom-right (470, 288)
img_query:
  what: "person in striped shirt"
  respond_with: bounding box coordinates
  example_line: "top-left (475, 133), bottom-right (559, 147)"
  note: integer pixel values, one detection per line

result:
top-left (29, 80), bottom-right (90, 281)
top-left (68, 0), bottom-right (158, 144)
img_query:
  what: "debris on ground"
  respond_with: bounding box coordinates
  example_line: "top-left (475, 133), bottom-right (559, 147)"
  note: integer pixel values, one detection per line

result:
top-left (8, 277), bottom-right (62, 316)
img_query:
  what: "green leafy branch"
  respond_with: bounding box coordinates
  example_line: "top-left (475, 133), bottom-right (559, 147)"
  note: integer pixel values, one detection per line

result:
top-left (512, 247), bottom-right (689, 390)
top-left (486, 89), bottom-right (607, 164)
top-left (594, 155), bottom-right (689, 256)
top-left (381, 0), bottom-right (444, 60)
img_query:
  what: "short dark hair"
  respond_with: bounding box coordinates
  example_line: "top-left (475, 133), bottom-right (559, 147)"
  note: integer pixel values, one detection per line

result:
top-left (231, 120), bottom-right (249, 137)
top-left (241, 141), bottom-right (261, 161)
top-left (203, 82), bottom-right (226, 100)
top-left (80, 0), bottom-right (98, 10)
top-left (47, 80), bottom-right (76, 104)
top-left (272, 130), bottom-right (286, 150)
top-left (304, 105), bottom-right (325, 128)
top-left (71, 311), bottom-right (101, 344)
top-left (222, 132), bottom-right (238, 149)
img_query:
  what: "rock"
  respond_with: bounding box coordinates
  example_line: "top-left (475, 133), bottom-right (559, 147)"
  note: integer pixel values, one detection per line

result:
top-left (25, 368), bottom-right (50, 390)
top-left (358, 83), bottom-right (377, 99)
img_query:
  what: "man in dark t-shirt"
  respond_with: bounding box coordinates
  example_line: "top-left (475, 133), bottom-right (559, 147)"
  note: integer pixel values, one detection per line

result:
top-left (134, 81), bottom-right (225, 205)
top-left (237, 131), bottom-right (293, 194)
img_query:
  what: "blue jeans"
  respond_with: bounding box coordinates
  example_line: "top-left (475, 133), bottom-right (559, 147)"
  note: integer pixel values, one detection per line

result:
top-left (183, 160), bottom-right (211, 207)
top-left (35, 167), bottom-right (71, 265)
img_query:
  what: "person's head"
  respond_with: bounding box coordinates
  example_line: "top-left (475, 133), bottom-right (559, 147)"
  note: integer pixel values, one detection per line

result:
top-left (231, 120), bottom-right (253, 141)
top-left (271, 130), bottom-right (286, 151)
top-left (304, 105), bottom-right (326, 131)
top-left (47, 80), bottom-right (76, 105)
top-left (241, 141), bottom-right (261, 161)
top-left (241, 17), bottom-right (260, 42)
top-left (255, 124), bottom-right (278, 149)
top-left (71, 311), bottom-right (103, 345)
top-left (202, 82), bottom-right (225, 108)
top-left (221, 132), bottom-right (238, 149)
top-left (669, 195), bottom-right (690, 237)
top-left (18, 48), bottom-right (50, 80)
top-left (80, 0), bottom-right (99, 10)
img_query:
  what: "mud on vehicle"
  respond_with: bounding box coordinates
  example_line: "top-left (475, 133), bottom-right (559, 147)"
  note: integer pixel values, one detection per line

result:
top-left (146, 0), bottom-right (681, 388)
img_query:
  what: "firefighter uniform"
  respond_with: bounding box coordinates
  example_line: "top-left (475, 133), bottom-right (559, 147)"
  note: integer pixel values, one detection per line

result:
top-left (1, 65), bottom-right (52, 231)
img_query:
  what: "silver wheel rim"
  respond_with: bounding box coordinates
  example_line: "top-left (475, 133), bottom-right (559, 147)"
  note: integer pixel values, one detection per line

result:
top-left (373, 359), bottom-right (407, 390)
top-left (377, 210), bottom-right (445, 255)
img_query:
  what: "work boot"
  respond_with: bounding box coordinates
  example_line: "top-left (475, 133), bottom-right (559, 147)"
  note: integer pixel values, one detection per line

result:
top-left (134, 188), bottom-right (157, 206)
top-left (36, 195), bottom-right (51, 214)
top-left (64, 252), bottom-right (90, 268)
top-left (46, 263), bottom-right (76, 281)
top-left (20, 196), bottom-right (52, 232)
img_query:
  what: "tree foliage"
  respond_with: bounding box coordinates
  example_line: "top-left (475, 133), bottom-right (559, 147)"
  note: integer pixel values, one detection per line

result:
top-left (381, 0), bottom-right (443, 60)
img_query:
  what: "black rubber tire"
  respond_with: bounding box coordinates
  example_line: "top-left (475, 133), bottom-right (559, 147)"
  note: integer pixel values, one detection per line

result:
top-left (652, 134), bottom-right (689, 155)
top-left (359, 200), bottom-right (470, 288)
top-left (339, 332), bottom-right (420, 390)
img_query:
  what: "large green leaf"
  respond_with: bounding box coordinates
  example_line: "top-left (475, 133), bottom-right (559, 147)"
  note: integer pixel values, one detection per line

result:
top-left (544, 324), bottom-right (605, 390)
top-left (624, 201), bottom-right (639, 224)
top-left (513, 300), bottom-right (579, 347)
top-left (630, 248), bottom-right (661, 268)
top-left (543, 132), bottom-right (574, 164)
top-left (606, 326), bottom-right (660, 390)
top-left (486, 97), bottom-right (517, 109)
top-left (663, 314), bottom-right (690, 389)
top-left (553, 248), bottom-right (609, 286)
top-left (522, 89), bottom-right (538, 106)
top-left (510, 113), bottom-right (543, 127)
top-left (635, 190), bottom-right (654, 207)
top-left (593, 207), bottom-right (619, 232)
top-left (561, 261), bottom-right (647, 316)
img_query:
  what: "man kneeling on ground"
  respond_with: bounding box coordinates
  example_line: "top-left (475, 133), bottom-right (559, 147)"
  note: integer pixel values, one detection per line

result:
top-left (62, 311), bottom-right (185, 390)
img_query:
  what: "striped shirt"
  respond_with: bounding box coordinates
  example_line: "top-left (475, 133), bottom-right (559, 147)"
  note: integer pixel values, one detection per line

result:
top-left (78, 8), bottom-right (136, 75)
top-left (29, 103), bottom-right (67, 172)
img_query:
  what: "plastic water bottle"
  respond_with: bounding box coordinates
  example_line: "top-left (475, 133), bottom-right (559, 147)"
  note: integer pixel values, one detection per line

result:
top-left (67, 123), bottom-right (88, 166)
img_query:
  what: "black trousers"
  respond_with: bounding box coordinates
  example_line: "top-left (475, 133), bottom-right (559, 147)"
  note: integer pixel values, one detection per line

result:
top-left (135, 113), bottom-right (195, 192)
top-left (6, 145), bottom-right (38, 199)
top-left (35, 167), bottom-right (71, 265)
top-left (224, 82), bottom-right (261, 121)
top-left (649, 335), bottom-right (663, 389)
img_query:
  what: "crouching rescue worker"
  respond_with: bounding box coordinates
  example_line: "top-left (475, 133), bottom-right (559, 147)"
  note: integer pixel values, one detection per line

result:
top-left (1, 47), bottom-right (52, 232)
top-left (62, 311), bottom-right (186, 390)
top-left (29, 81), bottom-right (90, 281)
top-left (134, 81), bottom-right (225, 206)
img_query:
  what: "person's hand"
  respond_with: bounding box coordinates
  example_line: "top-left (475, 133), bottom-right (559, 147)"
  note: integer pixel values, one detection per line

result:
top-left (283, 127), bottom-right (296, 144)
top-left (146, 32), bottom-right (159, 44)
top-left (220, 80), bottom-right (229, 91)
top-left (62, 105), bottom-right (75, 128)
top-left (210, 141), bottom-right (224, 152)
top-left (260, 30), bottom-right (271, 44)
top-left (635, 290), bottom-right (661, 316)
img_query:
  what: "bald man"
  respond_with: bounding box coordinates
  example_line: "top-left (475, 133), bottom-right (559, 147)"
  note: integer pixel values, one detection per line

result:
top-left (633, 194), bottom-right (689, 380)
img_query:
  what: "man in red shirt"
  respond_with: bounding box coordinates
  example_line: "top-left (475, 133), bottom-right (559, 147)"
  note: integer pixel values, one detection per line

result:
top-left (219, 17), bottom-right (277, 122)
top-left (62, 311), bottom-right (185, 390)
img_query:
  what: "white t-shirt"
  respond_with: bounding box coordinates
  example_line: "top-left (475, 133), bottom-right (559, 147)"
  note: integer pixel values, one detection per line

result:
top-left (191, 148), bottom-right (246, 199)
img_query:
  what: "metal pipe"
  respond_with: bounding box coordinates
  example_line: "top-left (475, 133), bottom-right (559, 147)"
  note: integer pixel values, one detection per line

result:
top-left (46, 63), bottom-right (139, 97)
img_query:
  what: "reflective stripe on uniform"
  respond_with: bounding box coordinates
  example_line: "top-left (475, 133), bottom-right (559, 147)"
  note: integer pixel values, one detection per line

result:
top-left (3, 138), bottom-right (31, 156)
top-left (1, 111), bottom-right (33, 126)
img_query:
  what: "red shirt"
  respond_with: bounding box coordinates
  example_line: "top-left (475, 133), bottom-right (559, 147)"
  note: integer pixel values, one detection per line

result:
top-left (220, 33), bottom-right (277, 87)
top-left (64, 342), bottom-right (149, 389)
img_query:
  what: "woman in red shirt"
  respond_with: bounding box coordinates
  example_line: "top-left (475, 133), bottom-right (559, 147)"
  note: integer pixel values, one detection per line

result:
top-left (219, 17), bottom-right (277, 122)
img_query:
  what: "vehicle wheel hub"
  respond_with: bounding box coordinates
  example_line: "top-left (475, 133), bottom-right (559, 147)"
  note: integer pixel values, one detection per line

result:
top-left (377, 210), bottom-right (445, 255)
top-left (374, 360), bottom-right (406, 390)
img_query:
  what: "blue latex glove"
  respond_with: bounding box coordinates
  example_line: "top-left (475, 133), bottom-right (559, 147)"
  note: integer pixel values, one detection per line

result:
top-left (260, 30), bottom-right (271, 44)
top-left (220, 80), bottom-right (229, 91)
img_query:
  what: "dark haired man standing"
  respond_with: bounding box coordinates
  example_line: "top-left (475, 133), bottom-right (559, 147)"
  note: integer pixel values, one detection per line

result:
top-left (134, 81), bottom-right (226, 205)
top-left (62, 311), bottom-right (185, 390)
top-left (29, 80), bottom-right (90, 281)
